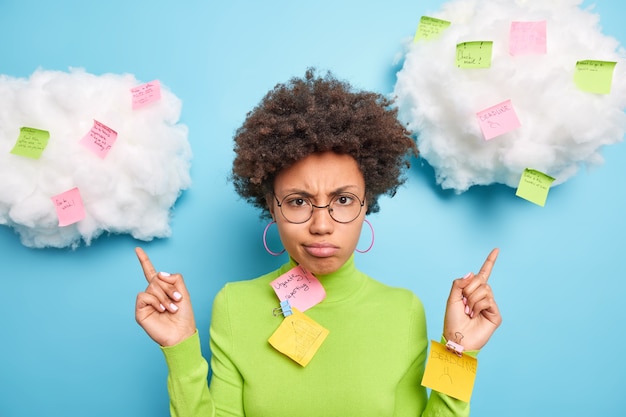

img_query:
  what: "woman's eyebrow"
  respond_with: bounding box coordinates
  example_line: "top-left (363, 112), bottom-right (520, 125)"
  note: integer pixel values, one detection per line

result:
top-left (330, 185), bottom-right (361, 195)
top-left (279, 185), bottom-right (360, 197)
top-left (277, 189), bottom-right (313, 197)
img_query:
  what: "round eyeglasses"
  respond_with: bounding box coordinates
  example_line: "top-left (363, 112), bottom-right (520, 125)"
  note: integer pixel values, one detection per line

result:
top-left (273, 192), bottom-right (365, 224)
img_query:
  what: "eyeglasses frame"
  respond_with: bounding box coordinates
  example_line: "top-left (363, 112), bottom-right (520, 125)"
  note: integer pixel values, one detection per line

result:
top-left (273, 192), bottom-right (366, 224)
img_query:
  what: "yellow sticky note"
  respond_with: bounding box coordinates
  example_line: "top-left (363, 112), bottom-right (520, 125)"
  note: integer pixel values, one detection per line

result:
top-left (421, 340), bottom-right (477, 403)
top-left (10, 127), bottom-right (50, 159)
top-left (456, 41), bottom-right (493, 68)
top-left (414, 16), bottom-right (451, 42)
top-left (574, 60), bottom-right (617, 94)
top-left (268, 308), bottom-right (329, 367)
top-left (515, 168), bottom-right (555, 207)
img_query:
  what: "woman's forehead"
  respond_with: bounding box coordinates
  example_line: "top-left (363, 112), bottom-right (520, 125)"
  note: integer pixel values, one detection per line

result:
top-left (273, 152), bottom-right (364, 194)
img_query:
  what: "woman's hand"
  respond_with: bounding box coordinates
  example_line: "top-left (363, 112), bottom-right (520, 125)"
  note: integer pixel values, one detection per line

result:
top-left (443, 248), bottom-right (502, 351)
top-left (134, 247), bottom-right (196, 347)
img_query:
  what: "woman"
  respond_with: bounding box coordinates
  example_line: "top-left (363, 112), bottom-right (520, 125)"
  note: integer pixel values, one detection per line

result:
top-left (135, 69), bottom-right (501, 416)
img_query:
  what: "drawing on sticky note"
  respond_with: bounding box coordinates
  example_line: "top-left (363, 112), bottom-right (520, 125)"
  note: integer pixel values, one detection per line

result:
top-left (476, 99), bottom-right (521, 140)
top-left (268, 308), bottom-right (329, 367)
top-left (440, 366), bottom-right (453, 384)
top-left (292, 316), bottom-right (324, 362)
top-left (421, 340), bottom-right (477, 402)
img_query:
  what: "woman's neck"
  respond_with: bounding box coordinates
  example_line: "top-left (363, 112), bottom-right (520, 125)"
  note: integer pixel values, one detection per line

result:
top-left (287, 255), bottom-right (365, 303)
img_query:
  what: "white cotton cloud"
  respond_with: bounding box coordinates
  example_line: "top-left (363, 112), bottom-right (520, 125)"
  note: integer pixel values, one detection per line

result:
top-left (0, 68), bottom-right (191, 248)
top-left (393, 0), bottom-right (626, 192)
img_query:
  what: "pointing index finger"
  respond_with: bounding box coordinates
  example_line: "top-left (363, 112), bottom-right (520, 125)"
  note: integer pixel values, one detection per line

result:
top-left (135, 247), bottom-right (158, 283)
top-left (477, 248), bottom-right (499, 282)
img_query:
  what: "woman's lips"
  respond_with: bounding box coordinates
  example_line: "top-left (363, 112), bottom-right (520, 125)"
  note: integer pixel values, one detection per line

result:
top-left (304, 243), bottom-right (339, 257)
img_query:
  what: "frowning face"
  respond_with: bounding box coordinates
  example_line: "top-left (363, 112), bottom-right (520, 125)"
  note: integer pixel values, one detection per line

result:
top-left (269, 151), bottom-right (367, 275)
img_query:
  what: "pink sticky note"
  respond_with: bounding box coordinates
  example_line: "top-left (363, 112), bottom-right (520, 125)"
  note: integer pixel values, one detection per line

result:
top-left (509, 21), bottom-right (547, 56)
top-left (270, 265), bottom-right (326, 312)
top-left (131, 80), bottom-right (161, 109)
top-left (51, 187), bottom-right (86, 227)
top-left (476, 99), bottom-right (521, 140)
top-left (80, 120), bottom-right (118, 158)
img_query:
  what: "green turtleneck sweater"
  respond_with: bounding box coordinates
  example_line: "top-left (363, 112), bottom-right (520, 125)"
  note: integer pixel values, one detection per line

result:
top-left (162, 255), bottom-right (473, 416)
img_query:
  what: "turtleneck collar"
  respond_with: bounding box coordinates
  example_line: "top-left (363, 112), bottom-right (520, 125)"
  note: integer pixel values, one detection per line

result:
top-left (282, 254), bottom-right (367, 304)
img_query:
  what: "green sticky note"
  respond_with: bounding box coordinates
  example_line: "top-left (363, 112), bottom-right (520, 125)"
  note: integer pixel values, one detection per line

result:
top-left (574, 60), bottom-right (617, 94)
top-left (10, 127), bottom-right (50, 159)
top-left (515, 168), bottom-right (555, 207)
top-left (414, 16), bottom-right (451, 42)
top-left (456, 41), bottom-right (493, 68)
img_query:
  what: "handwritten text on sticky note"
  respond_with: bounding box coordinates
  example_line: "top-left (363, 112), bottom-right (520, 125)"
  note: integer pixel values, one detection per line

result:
top-left (515, 168), bottom-right (555, 207)
top-left (456, 41), bottom-right (493, 68)
top-left (574, 60), bottom-right (617, 94)
top-left (268, 307), bottom-right (329, 367)
top-left (51, 187), bottom-right (86, 227)
top-left (10, 127), bottom-right (50, 159)
top-left (131, 80), bottom-right (161, 109)
top-left (270, 265), bottom-right (326, 312)
top-left (509, 21), bottom-right (547, 56)
top-left (476, 99), bottom-right (521, 140)
top-left (421, 340), bottom-right (477, 403)
top-left (414, 16), bottom-right (451, 42)
top-left (80, 120), bottom-right (118, 158)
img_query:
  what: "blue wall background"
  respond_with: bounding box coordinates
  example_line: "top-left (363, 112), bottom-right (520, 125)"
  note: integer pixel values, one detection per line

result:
top-left (1, 1), bottom-right (624, 416)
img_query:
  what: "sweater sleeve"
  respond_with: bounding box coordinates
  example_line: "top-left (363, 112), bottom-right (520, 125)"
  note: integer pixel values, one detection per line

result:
top-left (160, 285), bottom-right (245, 417)
top-left (207, 285), bottom-right (245, 416)
top-left (161, 331), bottom-right (215, 417)
top-left (421, 389), bottom-right (470, 417)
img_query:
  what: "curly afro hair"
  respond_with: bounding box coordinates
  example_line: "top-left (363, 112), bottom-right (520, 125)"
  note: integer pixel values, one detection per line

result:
top-left (231, 68), bottom-right (418, 217)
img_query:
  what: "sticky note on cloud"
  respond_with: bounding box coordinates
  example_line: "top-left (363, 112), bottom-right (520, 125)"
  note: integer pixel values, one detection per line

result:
top-left (80, 120), bottom-right (117, 158)
top-left (131, 80), bottom-right (161, 109)
top-left (515, 168), bottom-right (555, 206)
top-left (10, 127), bottom-right (50, 159)
top-left (574, 60), bottom-right (617, 94)
top-left (414, 16), bottom-right (451, 42)
top-left (476, 99), bottom-right (521, 140)
top-left (509, 21), bottom-right (547, 56)
top-left (456, 41), bottom-right (493, 68)
top-left (0, 68), bottom-right (191, 249)
top-left (51, 187), bottom-right (86, 227)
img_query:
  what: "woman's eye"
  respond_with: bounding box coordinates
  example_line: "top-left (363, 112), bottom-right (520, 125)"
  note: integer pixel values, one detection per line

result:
top-left (335, 195), bottom-right (354, 205)
top-left (288, 198), bottom-right (309, 207)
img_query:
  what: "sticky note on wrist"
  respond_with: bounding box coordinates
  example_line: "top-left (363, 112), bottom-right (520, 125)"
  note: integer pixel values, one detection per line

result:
top-left (421, 340), bottom-right (478, 403)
